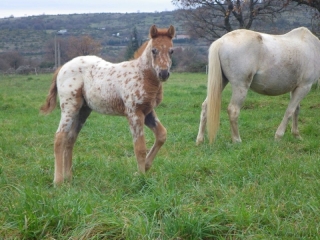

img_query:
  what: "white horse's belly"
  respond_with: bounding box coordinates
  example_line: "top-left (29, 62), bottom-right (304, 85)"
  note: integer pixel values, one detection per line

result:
top-left (250, 73), bottom-right (297, 96)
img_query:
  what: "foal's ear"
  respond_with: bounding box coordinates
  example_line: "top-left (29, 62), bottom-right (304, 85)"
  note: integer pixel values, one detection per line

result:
top-left (167, 25), bottom-right (175, 39)
top-left (150, 25), bottom-right (158, 38)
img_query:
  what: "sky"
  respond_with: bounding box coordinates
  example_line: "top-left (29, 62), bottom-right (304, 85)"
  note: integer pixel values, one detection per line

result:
top-left (0, 0), bottom-right (177, 18)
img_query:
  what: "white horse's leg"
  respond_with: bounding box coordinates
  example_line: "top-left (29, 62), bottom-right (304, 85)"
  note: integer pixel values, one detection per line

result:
top-left (292, 103), bottom-right (302, 139)
top-left (127, 111), bottom-right (147, 173)
top-left (144, 110), bottom-right (167, 171)
top-left (291, 90), bottom-right (302, 140)
top-left (228, 86), bottom-right (249, 143)
top-left (275, 85), bottom-right (311, 140)
top-left (196, 97), bottom-right (207, 145)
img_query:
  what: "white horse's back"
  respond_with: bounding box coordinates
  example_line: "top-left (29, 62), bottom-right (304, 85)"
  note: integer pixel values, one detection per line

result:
top-left (218, 27), bottom-right (320, 96)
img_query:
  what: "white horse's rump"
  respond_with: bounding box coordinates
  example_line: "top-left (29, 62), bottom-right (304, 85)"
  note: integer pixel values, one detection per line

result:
top-left (197, 27), bottom-right (320, 144)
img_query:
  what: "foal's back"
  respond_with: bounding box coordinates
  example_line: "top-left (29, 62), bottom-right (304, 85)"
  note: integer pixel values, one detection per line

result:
top-left (56, 55), bottom-right (141, 116)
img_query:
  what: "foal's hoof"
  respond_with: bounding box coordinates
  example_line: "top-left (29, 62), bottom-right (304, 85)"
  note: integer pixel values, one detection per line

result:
top-left (232, 138), bottom-right (242, 143)
top-left (134, 171), bottom-right (146, 176)
top-left (53, 181), bottom-right (64, 187)
top-left (145, 164), bottom-right (152, 171)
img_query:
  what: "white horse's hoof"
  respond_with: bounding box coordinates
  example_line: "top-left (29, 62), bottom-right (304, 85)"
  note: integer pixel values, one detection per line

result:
top-left (196, 138), bottom-right (203, 145)
top-left (274, 135), bottom-right (282, 141)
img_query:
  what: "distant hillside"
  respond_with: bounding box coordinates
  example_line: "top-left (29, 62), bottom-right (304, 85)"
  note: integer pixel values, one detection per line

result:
top-left (0, 11), bottom-right (188, 63)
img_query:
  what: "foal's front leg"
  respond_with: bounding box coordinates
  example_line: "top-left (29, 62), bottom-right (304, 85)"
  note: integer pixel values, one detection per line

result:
top-left (127, 111), bottom-right (147, 173)
top-left (144, 110), bottom-right (167, 171)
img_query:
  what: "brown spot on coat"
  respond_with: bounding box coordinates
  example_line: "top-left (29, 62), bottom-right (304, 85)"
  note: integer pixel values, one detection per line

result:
top-left (257, 34), bottom-right (263, 42)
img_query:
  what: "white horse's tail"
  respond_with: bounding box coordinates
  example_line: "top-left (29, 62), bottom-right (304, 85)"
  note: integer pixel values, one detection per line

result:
top-left (207, 40), bottom-right (223, 143)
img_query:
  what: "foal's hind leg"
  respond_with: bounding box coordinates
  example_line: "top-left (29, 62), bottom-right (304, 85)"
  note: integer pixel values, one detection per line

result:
top-left (196, 97), bottom-right (207, 145)
top-left (54, 131), bottom-right (67, 184)
top-left (144, 110), bottom-right (167, 171)
top-left (275, 86), bottom-right (311, 140)
top-left (62, 104), bottom-right (92, 182)
top-left (54, 99), bottom-right (91, 185)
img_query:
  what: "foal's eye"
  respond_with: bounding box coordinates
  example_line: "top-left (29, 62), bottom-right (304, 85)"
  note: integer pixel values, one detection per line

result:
top-left (152, 48), bottom-right (158, 55)
top-left (169, 49), bottom-right (174, 55)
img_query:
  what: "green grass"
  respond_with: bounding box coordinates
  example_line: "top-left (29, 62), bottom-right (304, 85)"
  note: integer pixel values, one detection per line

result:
top-left (1, 72), bottom-right (320, 239)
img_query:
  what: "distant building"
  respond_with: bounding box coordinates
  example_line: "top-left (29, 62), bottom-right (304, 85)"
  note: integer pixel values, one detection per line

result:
top-left (57, 29), bottom-right (67, 35)
top-left (176, 34), bottom-right (191, 39)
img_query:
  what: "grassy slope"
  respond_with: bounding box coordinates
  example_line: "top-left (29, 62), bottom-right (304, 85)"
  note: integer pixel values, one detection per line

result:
top-left (0, 73), bottom-right (320, 239)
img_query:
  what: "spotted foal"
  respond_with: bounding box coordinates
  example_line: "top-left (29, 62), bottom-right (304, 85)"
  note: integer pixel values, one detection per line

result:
top-left (40, 25), bottom-right (175, 185)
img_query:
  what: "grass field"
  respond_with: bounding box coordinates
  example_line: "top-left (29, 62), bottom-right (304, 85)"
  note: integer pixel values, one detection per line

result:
top-left (1, 72), bottom-right (320, 239)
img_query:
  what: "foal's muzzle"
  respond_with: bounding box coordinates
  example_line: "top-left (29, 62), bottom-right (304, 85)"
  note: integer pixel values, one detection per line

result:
top-left (159, 70), bottom-right (170, 81)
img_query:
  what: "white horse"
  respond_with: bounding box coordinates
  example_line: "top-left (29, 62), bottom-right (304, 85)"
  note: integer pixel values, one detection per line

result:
top-left (41, 25), bottom-right (175, 185)
top-left (196, 27), bottom-right (320, 144)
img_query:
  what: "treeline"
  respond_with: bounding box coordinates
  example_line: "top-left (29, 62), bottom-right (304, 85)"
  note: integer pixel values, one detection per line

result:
top-left (0, 9), bottom-right (316, 74)
top-left (0, 34), bottom-right (102, 73)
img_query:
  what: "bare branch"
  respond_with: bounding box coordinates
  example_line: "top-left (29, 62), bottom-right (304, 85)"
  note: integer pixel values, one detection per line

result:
top-left (172, 0), bottom-right (317, 41)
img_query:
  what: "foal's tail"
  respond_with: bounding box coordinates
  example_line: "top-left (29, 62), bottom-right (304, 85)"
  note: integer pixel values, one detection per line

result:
top-left (207, 40), bottom-right (223, 143)
top-left (40, 67), bottom-right (61, 115)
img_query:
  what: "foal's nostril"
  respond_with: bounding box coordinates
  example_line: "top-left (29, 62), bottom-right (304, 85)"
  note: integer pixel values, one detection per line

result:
top-left (159, 70), bottom-right (170, 80)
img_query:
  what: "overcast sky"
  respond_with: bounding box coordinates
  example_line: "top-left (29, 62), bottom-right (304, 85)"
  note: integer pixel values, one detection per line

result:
top-left (0, 0), bottom-right (177, 18)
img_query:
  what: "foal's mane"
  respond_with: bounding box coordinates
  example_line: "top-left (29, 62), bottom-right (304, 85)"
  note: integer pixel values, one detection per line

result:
top-left (134, 41), bottom-right (149, 59)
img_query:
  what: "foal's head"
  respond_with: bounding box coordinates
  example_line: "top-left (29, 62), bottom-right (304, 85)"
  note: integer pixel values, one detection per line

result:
top-left (148, 25), bottom-right (175, 81)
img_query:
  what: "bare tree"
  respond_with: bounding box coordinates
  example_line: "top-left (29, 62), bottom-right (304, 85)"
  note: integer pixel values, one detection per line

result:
top-left (44, 35), bottom-right (101, 65)
top-left (0, 51), bottom-right (24, 70)
top-left (0, 58), bottom-right (10, 71)
top-left (172, 0), bottom-right (301, 41)
top-left (66, 35), bottom-right (101, 60)
top-left (290, 0), bottom-right (320, 12)
top-left (44, 37), bottom-right (70, 66)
